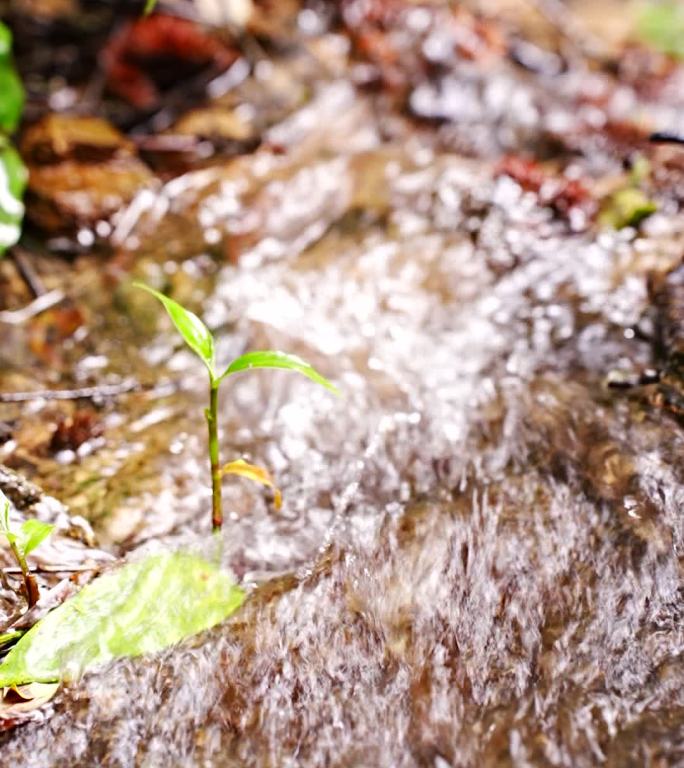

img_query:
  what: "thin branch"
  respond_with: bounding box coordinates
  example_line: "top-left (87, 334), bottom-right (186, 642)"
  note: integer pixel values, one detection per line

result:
top-left (10, 247), bottom-right (46, 299)
top-left (2, 564), bottom-right (101, 575)
top-left (650, 131), bottom-right (684, 146)
top-left (0, 380), bottom-right (141, 403)
top-left (0, 289), bottom-right (65, 326)
top-left (0, 379), bottom-right (181, 404)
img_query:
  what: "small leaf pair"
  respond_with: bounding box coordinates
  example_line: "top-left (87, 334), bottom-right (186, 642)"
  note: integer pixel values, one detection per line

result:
top-left (134, 283), bottom-right (339, 394)
top-left (0, 490), bottom-right (54, 608)
top-left (0, 493), bottom-right (54, 559)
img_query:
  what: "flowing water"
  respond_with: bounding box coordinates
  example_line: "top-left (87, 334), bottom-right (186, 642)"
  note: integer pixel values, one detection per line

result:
top-left (2, 2), bottom-right (684, 766)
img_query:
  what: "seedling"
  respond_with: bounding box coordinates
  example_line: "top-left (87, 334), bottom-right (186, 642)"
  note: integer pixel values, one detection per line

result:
top-left (134, 282), bottom-right (339, 531)
top-left (0, 490), bottom-right (54, 608)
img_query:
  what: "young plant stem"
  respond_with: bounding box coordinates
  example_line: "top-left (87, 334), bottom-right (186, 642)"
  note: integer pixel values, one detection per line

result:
top-left (7, 538), bottom-right (39, 608)
top-left (206, 381), bottom-right (223, 532)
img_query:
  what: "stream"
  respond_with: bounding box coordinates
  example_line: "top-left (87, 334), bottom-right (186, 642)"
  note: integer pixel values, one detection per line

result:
top-left (1, 1), bottom-right (684, 766)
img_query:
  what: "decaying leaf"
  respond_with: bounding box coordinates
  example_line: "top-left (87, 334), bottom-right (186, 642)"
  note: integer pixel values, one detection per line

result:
top-left (20, 114), bottom-right (154, 232)
top-left (0, 681), bottom-right (59, 730)
top-left (221, 458), bottom-right (282, 509)
top-left (0, 552), bottom-right (245, 687)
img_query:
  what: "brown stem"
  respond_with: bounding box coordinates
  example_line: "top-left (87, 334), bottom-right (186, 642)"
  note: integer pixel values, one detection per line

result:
top-left (7, 539), bottom-right (40, 609)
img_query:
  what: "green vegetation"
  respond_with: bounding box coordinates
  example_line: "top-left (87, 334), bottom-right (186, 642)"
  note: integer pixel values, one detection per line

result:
top-left (0, 21), bottom-right (27, 256)
top-left (0, 283), bottom-right (338, 687)
top-left (134, 282), bottom-right (339, 531)
top-left (637, 1), bottom-right (684, 58)
top-left (0, 552), bottom-right (245, 686)
top-left (599, 154), bottom-right (657, 230)
top-left (599, 187), bottom-right (657, 229)
top-left (0, 490), bottom-right (54, 608)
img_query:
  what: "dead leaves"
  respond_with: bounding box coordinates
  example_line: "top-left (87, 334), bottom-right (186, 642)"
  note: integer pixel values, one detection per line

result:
top-left (20, 114), bottom-right (154, 233)
top-left (221, 459), bottom-right (282, 509)
top-left (0, 681), bottom-right (59, 730)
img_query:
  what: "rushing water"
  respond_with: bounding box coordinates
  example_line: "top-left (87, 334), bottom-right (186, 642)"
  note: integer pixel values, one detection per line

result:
top-left (2, 2), bottom-right (684, 766)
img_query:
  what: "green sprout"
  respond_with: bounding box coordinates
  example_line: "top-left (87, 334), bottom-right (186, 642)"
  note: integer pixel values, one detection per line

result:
top-left (134, 282), bottom-right (339, 531)
top-left (0, 490), bottom-right (54, 608)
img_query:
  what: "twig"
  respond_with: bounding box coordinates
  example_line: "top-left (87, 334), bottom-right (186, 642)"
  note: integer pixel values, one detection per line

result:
top-left (0, 289), bottom-right (65, 326)
top-left (2, 565), bottom-right (101, 575)
top-left (131, 133), bottom-right (203, 153)
top-left (650, 132), bottom-right (684, 146)
top-left (0, 578), bottom-right (77, 635)
top-left (0, 379), bottom-right (180, 403)
top-left (0, 380), bottom-right (140, 403)
top-left (10, 247), bottom-right (46, 299)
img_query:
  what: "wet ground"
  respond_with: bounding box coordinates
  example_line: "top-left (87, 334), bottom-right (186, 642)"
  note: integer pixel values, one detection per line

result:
top-left (1, 1), bottom-right (684, 765)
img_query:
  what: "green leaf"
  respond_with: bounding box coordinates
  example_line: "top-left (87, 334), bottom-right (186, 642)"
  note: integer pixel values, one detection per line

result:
top-left (0, 630), bottom-right (23, 650)
top-left (143, 0), bottom-right (158, 14)
top-left (18, 520), bottom-right (54, 557)
top-left (0, 143), bottom-right (27, 256)
top-left (133, 282), bottom-right (216, 377)
top-left (0, 489), bottom-right (10, 532)
top-left (219, 350), bottom-right (340, 394)
top-left (0, 22), bottom-right (24, 134)
top-left (0, 21), bottom-right (12, 58)
top-left (599, 188), bottom-right (657, 230)
top-left (0, 552), bottom-right (246, 686)
top-left (637, 1), bottom-right (684, 59)
top-left (0, 489), bottom-right (16, 545)
top-left (0, 63), bottom-right (24, 135)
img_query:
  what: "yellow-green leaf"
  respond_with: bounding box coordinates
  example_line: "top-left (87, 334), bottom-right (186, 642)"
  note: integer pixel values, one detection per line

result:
top-left (18, 520), bottom-right (54, 557)
top-left (220, 350), bottom-right (339, 394)
top-left (221, 458), bottom-right (282, 509)
top-left (0, 489), bottom-right (17, 546)
top-left (134, 282), bottom-right (216, 377)
top-left (0, 552), bottom-right (246, 686)
top-left (599, 188), bottom-right (657, 230)
top-left (0, 681), bottom-right (59, 717)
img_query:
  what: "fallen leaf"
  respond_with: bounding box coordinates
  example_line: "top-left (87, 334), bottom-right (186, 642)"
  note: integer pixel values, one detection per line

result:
top-left (221, 458), bottom-right (282, 509)
top-left (0, 552), bottom-right (245, 687)
top-left (0, 681), bottom-right (58, 731)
